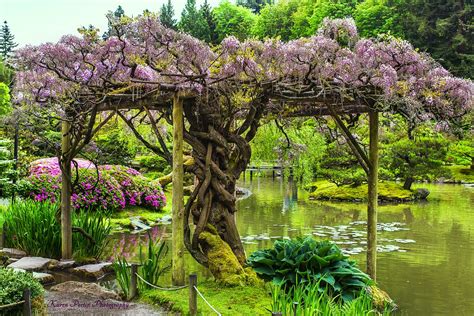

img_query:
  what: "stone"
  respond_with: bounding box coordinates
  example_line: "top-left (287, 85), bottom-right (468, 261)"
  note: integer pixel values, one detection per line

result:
top-left (54, 259), bottom-right (76, 270)
top-left (0, 248), bottom-right (27, 259)
top-left (6, 257), bottom-right (18, 265)
top-left (414, 188), bottom-right (430, 200)
top-left (50, 281), bottom-right (120, 300)
top-left (7, 256), bottom-right (58, 271)
top-left (32, 272), bottom-right (55, 284)
top-left (71, 262), bottom-right (113, 279)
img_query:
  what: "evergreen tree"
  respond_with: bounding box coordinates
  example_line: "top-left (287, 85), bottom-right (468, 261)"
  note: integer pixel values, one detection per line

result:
top-left (160, 0), bottom-right (177, 29)
top-left (0, 21), bottom-right (18, 59)
top-left (103, 5), bottom-right (126, 40)
top-left (237, 0), bottom-right (274, 14)
top-left (178, 0), bottom-right (210, 42)
top-left (200, 0), bottom-right (219, 44)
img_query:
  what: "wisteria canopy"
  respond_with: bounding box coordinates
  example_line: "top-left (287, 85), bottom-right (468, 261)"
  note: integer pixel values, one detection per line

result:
top-left (12, 14), bottom-right (474, 275)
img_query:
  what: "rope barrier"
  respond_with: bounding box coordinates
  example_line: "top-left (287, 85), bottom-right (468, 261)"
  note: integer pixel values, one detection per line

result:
top-left (193, 285), bottom-right (221, 316)
top-left (0, 300), bottom-right (25, 310)
top-left (135, 273), bottom-right (187, 291)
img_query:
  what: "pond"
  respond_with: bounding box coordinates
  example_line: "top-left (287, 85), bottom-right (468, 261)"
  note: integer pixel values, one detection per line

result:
top-left (235, 178), bottom-right (474, 315)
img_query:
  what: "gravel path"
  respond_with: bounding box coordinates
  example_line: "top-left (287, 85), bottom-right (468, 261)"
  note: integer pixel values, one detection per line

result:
top-left (45, 291), bottom-right (167, 316)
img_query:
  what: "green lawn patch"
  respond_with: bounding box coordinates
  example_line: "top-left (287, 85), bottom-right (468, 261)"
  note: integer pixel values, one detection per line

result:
top-left (309, 181), bottom-right (415, 202)
top-left (141, 281), bottom-right (271, 315)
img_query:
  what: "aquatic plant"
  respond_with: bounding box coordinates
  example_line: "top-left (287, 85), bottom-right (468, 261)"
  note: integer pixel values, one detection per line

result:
top-left (3, 200), bottom-right (111, 260)
top-left (248, 237), bottom-right (372, 302)
top-left (113, 230), bottom-right (170, 297)
top-left (270, 280), bottom-right (389, 315)
top-left (25, 158), bottom-right (166, 211)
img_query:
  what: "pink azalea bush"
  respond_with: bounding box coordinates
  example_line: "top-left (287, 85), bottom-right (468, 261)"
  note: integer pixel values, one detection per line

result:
top-left (26, 158), bottom-right (166, 211)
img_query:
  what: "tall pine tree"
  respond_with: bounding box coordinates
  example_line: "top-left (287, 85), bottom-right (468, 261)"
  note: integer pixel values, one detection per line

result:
top-left (236, 0), bottom-right (274, 13)
top-left (102, 6), bottom-right (126, 40)
top-left (160, 0), bottom-right (177, 29)
top-left (200, 0), bottom-right (219, 44)
top-left (0, 21), bottom-right (18, 59)
top-left (178, 0), bottom-right (210, 42)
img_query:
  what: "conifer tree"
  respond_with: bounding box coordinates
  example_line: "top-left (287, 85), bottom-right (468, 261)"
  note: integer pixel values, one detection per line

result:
top-left (0, 21), bottom-right (18, 58)
top-left (160, 0), bottom-right (177, 30)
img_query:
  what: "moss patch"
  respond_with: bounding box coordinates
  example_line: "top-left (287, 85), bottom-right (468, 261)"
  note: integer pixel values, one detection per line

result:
top-left (309, 181), bottom-right (415, 203)
top-left (141, 281), bottom-right (271, 315)
top-left (198, 227), bottom-right (262, 286)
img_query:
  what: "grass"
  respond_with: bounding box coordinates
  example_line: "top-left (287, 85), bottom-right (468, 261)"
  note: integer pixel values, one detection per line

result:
top-left (446, 165), bottom-right (474, 183)
top-left (141, 281), bottom-right (272, 315)
top-left (310, 180), bottom-right (415, 202)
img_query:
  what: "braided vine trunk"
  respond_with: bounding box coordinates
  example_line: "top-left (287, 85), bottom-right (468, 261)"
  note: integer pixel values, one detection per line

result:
top-left (181, 100), bottom-right (259, 279)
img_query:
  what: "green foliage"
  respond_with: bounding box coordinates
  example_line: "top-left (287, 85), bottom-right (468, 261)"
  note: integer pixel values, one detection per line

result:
top-left (0, 138), bottom-right (13, 196)
top-left (113, 232), bottom-right (170, 297)
top-left (271, 281), bottom-right (386, 315)
top-left (385, 136), bottom-right (450, 189)
top-left (252, 0), bottom-right (299, 40)
top-left (93, 125), bottom-right (138, 166)
top-left (136, 155), bottom-right (170, 173)
top-left (237, 0), bottom-right (274, 14)
top-left (319, 141), bottom-right (365, 187)
top-left (159, 0), bottom-right (177, 30)
top-left (354, 0), bottom-right (404, 38)
top-left (250, 119), bottom-right (325, 184)
top-left (447, 139), bottom-right (474, 168)
top-left (179, 0), bottom-right (211, 42)
top-left (3, 200), bottom-right (111, 260)
top-left (213, 1), bottom-right (257, 42)
top-left (0, 268), bottom-right (44, 306)
top-left (0, 82), bottom-right (11, 116)
top-left (248, 237), bottom-right (372, 302)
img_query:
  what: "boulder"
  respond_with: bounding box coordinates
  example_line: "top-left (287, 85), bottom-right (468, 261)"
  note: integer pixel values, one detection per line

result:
top-left (32, 272), bottom-right (55, 284)
top-left (50, 281), bottom-right (120, 300)
top-left (7, 256), bottom-right (58, 271)
top-left (0, 248), bottom-right (27, 259)
top-left (71, 262), bottom-right (113, 279)
top-left (54, 259), bottom-right (76, 270)
top-left (414, 188), bottom-right (430, 200)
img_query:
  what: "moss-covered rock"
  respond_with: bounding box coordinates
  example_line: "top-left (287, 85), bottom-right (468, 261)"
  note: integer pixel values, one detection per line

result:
top-left (366, 285), bottom-right (397, 312)
top-left (309, 181), bottom-right (417, 203)
top-left (198, 227), bottom-right (261, 287)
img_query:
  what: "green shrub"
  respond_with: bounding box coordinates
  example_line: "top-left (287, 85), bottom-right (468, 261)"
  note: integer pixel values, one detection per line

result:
top-left (248, 237), bottom-right (372, 302)
top-left (3, 200), bottom-right (111, 260)
top-left (0, 268), bottom-right (44, 309)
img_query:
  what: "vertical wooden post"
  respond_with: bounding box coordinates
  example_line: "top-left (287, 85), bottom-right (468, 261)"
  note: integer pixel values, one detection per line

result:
top-left (61, 120), bottom-right (72, 259)
top-left (189, 274), bottom-right (197, 316)
top-left (367, 111), bottom-right (379, 280)
top-left (23, 288), bottom-right (31, 316)
top-left (129, 264), bottom-right (138, 300)
top-left (172, 95), bottom-right (185, 286)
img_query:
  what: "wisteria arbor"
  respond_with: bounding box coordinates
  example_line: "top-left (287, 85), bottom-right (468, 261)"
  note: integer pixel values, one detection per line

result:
top-left (13, 16), bottom-right (473, 283)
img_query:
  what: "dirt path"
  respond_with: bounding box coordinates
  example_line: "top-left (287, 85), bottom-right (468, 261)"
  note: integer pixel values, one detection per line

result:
top-left (45, 291), bottom-right (167, 316)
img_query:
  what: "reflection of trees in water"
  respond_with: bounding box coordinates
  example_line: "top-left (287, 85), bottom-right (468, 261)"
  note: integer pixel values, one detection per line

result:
top-left (403, 208), bottom-right (414, 223)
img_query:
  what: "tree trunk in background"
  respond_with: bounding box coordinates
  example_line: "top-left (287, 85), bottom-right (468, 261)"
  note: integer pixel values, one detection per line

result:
top-left (367, 111), bottom-right (379, 281)
top-left (403, 177), bottom-right (414, 190)
top-left (61, 120), bottom-right (72, 259)
top-left (172, 95), bottom-right (185, 286)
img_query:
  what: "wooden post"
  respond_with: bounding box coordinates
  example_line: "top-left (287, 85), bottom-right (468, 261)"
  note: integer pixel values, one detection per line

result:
top-left (189, 274), bottom-right (197, 316)
top-left (293, 302), bottom-right (298, 316)
top-left (1, 222), bottom-right (6, 248)
top-left (367, 111), bottom-right (379, 280)
top-left (272, 313), bottom-right (283, 316)
top-left (129, 264), bottom-right (138, 300)
top-left (23, 288), bottom-right (31, 316)
top-left (172, 95), bottom-right (185, 286)
top-left (61, 120), bottom-right (72, 259)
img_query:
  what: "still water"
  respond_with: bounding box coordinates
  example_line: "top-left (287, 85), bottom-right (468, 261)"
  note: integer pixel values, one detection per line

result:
top-left (235, 179), bottom-right (474, 316)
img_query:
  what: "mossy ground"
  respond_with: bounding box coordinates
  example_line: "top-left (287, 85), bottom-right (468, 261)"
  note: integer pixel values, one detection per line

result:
top-left (446, 165), bottom-right (474, 183)
top-left (141, 281), bottom-right (271, 315)
top-left (309, 181), bottom-right (415, 202)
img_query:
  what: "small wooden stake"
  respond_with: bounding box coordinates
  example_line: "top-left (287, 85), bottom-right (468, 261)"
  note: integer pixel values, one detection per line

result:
top-left (23, 288), bottom-right (31, 316)
top-left (189, 274), bottom-right (197, 316)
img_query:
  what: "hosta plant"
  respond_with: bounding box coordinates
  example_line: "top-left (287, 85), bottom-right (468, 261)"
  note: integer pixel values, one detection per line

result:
top-left (248, 237), bottom-right (372, 302)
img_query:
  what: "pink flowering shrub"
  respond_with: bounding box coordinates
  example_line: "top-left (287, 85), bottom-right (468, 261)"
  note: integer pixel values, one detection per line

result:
top-left (26, 158), bottom-right (166, 211)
